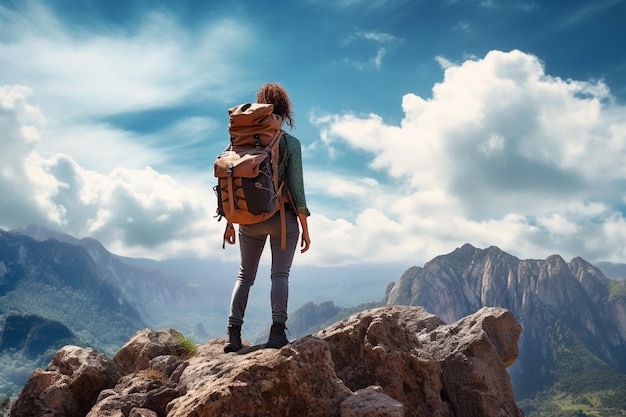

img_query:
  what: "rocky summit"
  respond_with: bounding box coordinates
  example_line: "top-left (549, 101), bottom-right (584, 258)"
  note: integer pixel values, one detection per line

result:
top-left (11, 306), bottom-right (523, 417)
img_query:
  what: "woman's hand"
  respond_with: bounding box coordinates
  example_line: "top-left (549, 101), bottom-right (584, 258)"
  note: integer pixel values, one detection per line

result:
top-left (298, 214), bottom-right (311, 253)
top-left (224, 223), bottom-right (236, 245)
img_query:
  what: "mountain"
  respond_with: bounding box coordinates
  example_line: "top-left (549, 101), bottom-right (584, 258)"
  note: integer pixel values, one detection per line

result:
top-left (0, 312), bottom-right (82, 407)
top-left (0, 313), bottom-right (78, 360)
top-left (384, 243), bottom-right (626, 415)
top-left (11, 225), bottom-right (229, 339)
top-left (0, 228), bottom-right (145, 351)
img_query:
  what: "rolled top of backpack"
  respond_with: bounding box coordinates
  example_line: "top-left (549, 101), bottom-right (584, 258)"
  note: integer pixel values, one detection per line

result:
top-left (228, 103), bottom-right (282, 148)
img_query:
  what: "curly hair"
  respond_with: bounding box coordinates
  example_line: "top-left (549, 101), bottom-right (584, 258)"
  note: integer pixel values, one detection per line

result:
top-left (256, 83), bottom-right (295, 129)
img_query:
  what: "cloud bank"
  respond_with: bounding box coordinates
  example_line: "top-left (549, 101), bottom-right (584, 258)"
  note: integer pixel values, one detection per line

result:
top-left (2, 4), bottom-right (626, 269)
top-left (312, 50), bottom-right (626, 264)
top-left (1, 85), bottom-right (223, 259)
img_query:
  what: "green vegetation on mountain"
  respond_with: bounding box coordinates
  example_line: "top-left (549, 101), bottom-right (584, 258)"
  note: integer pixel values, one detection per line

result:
top-left (518, 320), bottom-right (626, 417)
top-left (608, 279), bottom-right (626, 301)
top-left (1, 276), bottom-right (142, 354)
top-left (0, 230), bottom-right (148, 400)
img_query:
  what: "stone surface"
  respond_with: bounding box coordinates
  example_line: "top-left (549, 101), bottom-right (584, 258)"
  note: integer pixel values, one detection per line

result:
top-left (168, 336), bottom-right (352, 417)
top-left (11, 306), bottom-right (523, 417)
top-left (10, 346), bottom-right (122, 417)
top-left (341, 387), bottom-right (404, 417)
top-left (113, 328), bottom-right (186, 374)
top-left (316, 305), bottom-right (523, 417)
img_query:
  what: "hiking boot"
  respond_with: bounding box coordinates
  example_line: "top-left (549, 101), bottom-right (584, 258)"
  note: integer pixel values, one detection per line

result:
top-left (223, 325), bottom-right (242, 353)
top-left (266, 323), bottom-right (289, 349)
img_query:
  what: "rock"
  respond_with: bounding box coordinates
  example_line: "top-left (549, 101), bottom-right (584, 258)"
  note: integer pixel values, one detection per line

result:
top-left (129, 408), bottom-right (158, 417)
top-left (384, 244), bottom-right (626, 399)
top-left (86, 371), bottom-right (179, 417)
top-left (11, 306), bottom-right (524, 417)
top-left (315, 305), bottom-right (523, 417)
top-left (419, 307), bottom-right (523, 417)
top-left (316, 305), bottom-right (453, 417)
top-left (10, 346), bottom-right (122, 417)
top-left (113, 328), bottom-right (186, 374)
top-left (167, 336), bottom-right (353, 416)
top-left (341, 386), bottom-right (404, 417)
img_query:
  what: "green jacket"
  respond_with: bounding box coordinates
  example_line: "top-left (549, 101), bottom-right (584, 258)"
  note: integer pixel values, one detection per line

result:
top-left (278, 133), bottom-right (310, 217)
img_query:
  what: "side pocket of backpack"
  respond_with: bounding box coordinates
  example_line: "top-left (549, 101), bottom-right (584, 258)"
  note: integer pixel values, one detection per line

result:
top-left (242, 156), bottom-right (276, 215)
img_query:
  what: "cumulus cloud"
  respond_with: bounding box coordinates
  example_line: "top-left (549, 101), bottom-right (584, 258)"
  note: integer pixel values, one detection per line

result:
top-left (1, 86), bottom-right (51, 225)
top-left (0, 85), bottom-right (226, 260)
top-left (0, 2), bottom-right (255, 261)
top-left (310, 50), bottom-right (626, 264)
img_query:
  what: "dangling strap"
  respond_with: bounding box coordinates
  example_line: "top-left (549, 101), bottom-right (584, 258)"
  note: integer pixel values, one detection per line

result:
top-left (222, 222), bottom-right (229, 249)
top-left (227, 177), bottom-right (235, 216)
top-left (277, 184), bottom-right (287, 250)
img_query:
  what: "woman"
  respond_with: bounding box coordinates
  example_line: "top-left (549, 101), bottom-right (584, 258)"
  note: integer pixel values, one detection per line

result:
top-left (223, 83), bottom-right (311, 352)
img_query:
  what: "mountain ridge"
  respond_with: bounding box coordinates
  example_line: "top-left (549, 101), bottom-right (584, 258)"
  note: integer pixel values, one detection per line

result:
top-left (384, 243), bottom-right (626, 403)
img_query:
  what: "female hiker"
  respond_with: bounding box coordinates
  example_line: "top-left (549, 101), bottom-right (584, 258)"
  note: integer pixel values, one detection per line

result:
top-left (223, 83), bottom-right (311, 352)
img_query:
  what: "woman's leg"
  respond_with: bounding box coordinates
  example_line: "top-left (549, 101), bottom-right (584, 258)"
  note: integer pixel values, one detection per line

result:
top-left (268, 211), bottom-right (300, 325)
top-left (227, 226), bottom-right (267, 327)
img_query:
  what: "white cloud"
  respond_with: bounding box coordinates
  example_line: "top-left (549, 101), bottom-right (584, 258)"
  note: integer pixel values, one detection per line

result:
top-left (310, 50), bottom-right (626, 264)
top-left (341, 30), bottom-right (400, 70)
top-left (0, 3), bottom-right (254, 261)
top-left (0, 2), bottom-right (255, 173)
top-left (0, 4), bottom-right (252, 120)
top-left (0, 85), bottom-right (226, 260)
top-left (0, 86), bottom-right (59, 223)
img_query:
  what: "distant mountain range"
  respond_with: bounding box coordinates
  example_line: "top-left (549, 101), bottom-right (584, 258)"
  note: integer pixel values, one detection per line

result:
top-left (2, 226), bottom-right (626, 415)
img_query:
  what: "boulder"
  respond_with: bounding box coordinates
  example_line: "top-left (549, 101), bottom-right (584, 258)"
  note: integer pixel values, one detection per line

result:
top-left (113, 328), bottom-right (186, 374)
top-left (341, 386), bottom-right (404, 417)
top-left (167, 336), bottom-right (353, 416)
top-left (316, 306), bottom-right (523, 417)
top-left (86, 372), bottom-right (179, 417)
top-left (10, 345), bottom-right (122, 417)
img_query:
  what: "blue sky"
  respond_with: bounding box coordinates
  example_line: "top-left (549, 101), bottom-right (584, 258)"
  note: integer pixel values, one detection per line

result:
top-left (2, 0), bottom-right (626, 267)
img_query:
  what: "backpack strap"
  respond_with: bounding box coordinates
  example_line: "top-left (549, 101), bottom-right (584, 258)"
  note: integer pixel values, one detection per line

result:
top-left (222, 222), bottom-right (230, 250)
top-left (279, 183), bottom-right (296, 250)
top-left (270, 131), bottom-right (289, 250)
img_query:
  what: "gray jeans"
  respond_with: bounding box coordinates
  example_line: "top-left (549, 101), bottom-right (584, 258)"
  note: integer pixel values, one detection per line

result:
top-left (227, 209), bottom-right (300, 327)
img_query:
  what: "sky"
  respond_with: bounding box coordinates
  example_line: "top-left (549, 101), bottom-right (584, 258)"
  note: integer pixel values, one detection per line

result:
top-left (2, 0), bottom-right (626, 268)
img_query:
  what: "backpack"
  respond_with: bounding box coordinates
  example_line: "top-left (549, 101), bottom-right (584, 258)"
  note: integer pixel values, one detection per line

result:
top-left (213, 102), bottom-right (290, 249)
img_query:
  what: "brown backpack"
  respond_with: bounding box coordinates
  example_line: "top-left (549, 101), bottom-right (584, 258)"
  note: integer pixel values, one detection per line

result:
top-left (214, 103), bottom-right (290, 248)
